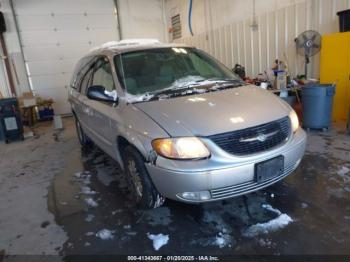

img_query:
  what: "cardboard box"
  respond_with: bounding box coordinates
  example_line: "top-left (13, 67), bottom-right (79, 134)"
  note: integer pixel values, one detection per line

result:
top-left (19, 91), bottom-right (36, 108)
top-left (22, 92), bottom-right (34, 99)
top-left (23, 98), bottom-right (36, 107)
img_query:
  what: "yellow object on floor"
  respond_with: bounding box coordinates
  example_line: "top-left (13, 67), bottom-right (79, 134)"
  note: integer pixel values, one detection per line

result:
top-left (320, 32), bottom-right (350, 122)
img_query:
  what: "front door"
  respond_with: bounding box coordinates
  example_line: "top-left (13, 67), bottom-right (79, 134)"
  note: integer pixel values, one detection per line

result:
top-left (84, 56), bottom-right (117, 156)
top-left (75, 65), bottom-right (94, 132)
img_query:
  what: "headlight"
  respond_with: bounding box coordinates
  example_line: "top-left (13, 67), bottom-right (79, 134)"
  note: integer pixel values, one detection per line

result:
top-left (151, 137), bottom-right (210, 160)
top-left (289, 110), bottom-right (299, 133)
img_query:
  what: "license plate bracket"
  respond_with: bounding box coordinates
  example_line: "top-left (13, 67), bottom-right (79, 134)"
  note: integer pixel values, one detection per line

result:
top-left (255, 156), bottom-right (284, 183)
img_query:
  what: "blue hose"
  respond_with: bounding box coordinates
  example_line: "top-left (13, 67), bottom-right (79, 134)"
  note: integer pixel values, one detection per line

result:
top-left (188, 0), bottom-right (194, 36)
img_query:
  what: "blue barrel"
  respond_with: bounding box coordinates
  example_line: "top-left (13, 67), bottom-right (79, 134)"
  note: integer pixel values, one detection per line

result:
top-left (301, 84), bottom-right (335, 129)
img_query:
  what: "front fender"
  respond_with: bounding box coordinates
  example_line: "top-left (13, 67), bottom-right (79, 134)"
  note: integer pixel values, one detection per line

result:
top-left (111, 102), bottom-right (170, 168)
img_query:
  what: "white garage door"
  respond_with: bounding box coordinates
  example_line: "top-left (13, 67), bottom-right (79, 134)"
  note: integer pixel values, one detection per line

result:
top-left (13, 0), bottom-right (119, 115)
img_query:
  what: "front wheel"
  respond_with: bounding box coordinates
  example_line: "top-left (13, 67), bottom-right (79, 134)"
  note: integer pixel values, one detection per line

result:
top-left (123, 146), bottom-right (165, 209)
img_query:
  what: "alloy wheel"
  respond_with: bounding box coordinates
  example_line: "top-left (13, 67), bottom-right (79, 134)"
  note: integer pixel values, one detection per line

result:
top-left (127, 159), bottom-right (143, 202)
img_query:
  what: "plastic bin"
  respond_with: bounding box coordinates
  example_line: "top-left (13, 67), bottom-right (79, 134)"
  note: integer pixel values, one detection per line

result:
top-left (0, 98), bottom-right (24, 143)
top-left (337, 9), bottom-right (350, 32)
top-left (38, 106), bottom-right (54, 121)
top-left (301, 84), bottom-right (335, 130)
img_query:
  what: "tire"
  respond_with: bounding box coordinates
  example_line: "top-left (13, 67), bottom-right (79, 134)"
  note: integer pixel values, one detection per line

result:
top-left (123, 146), bottom-right (165, 209)
top-left (74, 116), bottom-right (91, 147)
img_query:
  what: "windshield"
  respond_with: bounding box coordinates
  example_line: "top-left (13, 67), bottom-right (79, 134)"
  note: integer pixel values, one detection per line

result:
top-left (114, 47), bottom-right (241, 97)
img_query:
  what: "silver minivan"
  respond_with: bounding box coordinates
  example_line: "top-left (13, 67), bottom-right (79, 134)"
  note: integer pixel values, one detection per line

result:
top-left (69, 40), bottom-right (307, 209)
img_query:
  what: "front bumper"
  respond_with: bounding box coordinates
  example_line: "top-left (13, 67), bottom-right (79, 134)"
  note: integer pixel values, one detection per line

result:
top-left (146, 128), bottom-right (307, 203)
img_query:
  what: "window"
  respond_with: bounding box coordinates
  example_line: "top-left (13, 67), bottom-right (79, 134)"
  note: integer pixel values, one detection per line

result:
top-left (80, 68), bottom-right (93, 95)
top-left (70, 56), bottom-right (95, 89)
top-left (92, 57), bottom-right (115, 92)
top-left (114, 48), bottom-right (239, 95)
top-left (171, 14), bottom-right (181, 40)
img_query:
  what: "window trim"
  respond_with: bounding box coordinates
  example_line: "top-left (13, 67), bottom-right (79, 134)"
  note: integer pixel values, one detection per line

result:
top-left (91, 55), bottom-right (117, 92)
top-left (82, 55), bottom-right (120, 106)
top-left (113, 54), bottom-right (126, 90)
top-left (71, 56), bottom-right (96, 90)
top-left (79, 66), bottom-right (94, 95)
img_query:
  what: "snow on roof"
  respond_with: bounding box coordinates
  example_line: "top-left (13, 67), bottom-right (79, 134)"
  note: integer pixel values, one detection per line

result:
top-left (118, 38), bottom-right (160, 45)
top-left (90, 39), bottom-right (160, 52)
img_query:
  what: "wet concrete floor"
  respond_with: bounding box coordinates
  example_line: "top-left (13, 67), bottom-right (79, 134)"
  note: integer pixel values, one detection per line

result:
top-left (48, 120), bottom-right (350, 256)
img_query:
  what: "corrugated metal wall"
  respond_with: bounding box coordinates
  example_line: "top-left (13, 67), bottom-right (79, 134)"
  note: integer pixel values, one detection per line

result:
top-left (175, 0), bottom-right (350, 79)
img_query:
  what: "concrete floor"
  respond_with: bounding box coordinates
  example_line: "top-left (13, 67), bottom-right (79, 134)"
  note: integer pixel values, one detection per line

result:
top-left (0, 117), bottom-right (350, 258)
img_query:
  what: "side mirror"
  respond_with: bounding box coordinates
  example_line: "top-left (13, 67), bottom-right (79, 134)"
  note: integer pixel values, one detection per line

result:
top-left (87, 85), bottom-right (118, 103)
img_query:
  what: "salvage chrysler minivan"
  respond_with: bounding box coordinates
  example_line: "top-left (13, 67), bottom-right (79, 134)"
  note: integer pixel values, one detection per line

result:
top-left (69, 39), bottom-right (307, 209)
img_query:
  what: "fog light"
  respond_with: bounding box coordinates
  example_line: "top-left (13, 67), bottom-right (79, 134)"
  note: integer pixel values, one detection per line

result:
top-left (179, 191), bottom-right (211, 201)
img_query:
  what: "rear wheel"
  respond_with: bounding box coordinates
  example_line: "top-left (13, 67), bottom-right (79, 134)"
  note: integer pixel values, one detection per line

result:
top-left (74, 116), bottom-right (91, 147)
top-left (123, 146), bottom-right (165, 209)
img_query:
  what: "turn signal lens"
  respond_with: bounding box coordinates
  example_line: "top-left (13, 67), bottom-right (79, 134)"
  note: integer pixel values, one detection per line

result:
top-left (152, 137), bottom-right (210, 160)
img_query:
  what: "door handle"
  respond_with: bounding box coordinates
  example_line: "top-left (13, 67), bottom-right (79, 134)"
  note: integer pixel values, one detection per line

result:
top-left (84, 107), bottom-right (94, 116)
top-left (88, 108), bottom-right (94, 116)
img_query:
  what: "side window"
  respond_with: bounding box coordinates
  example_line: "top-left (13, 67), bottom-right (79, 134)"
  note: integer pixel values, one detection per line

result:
top-left (92, 57), bottom-right (115, 92)
top-left (70, 61), bottom-right (84, 89)
top-left (71, 56), bottom-right (94, 90)
top-left (80, 68), bottom-right (93, 95)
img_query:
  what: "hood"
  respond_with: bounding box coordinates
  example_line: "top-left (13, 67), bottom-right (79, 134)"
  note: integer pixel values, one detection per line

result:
top-left (134, 85), bottom-right (291, 137)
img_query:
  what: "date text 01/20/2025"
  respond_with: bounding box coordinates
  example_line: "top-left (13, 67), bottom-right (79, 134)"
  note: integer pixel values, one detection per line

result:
top-left (127, 256), bottom-right (219, 261)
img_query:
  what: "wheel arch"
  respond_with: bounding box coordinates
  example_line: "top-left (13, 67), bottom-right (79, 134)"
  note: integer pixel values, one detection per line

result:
top-left (116, 135), bottom-right (149, 170)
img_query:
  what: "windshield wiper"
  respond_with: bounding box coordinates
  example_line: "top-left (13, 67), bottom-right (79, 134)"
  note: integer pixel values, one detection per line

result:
top-left (144, 78), bottom-right (245, 101)
top-left (148, 84), bottom-right (200, 98)
top-left (195, 77), bottom-right (244, 84)
top-left (152, 78), bottom-right (242, 95)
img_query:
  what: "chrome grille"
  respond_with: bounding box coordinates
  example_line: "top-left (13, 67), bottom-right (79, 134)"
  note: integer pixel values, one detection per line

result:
top-left (208, 117), bottom-right (290, 156)
top-left (210, 159), bottom-right (297, 200)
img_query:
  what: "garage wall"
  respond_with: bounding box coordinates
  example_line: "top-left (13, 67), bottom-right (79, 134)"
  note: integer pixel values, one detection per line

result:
top-left (165, 0), bottom-right (350, 79)
top-left (118, 0), bottom-right (167, 42)
top-left (12, 0), bottom-right (120, 115)
top-left (0, 0), bottom-right (30, 98)
top-left (0, 0), bottom-right (166, 115)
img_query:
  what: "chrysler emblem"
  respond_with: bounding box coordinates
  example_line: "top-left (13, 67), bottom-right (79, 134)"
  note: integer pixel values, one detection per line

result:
top-left (239, 130), bottom-right (279, 143)
top-left (257, 134), bottom-right (267, 142)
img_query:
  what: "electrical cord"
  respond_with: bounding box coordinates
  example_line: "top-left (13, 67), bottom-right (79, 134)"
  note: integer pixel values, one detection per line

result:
top-left (188, 0), bottom-right (194, 36)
